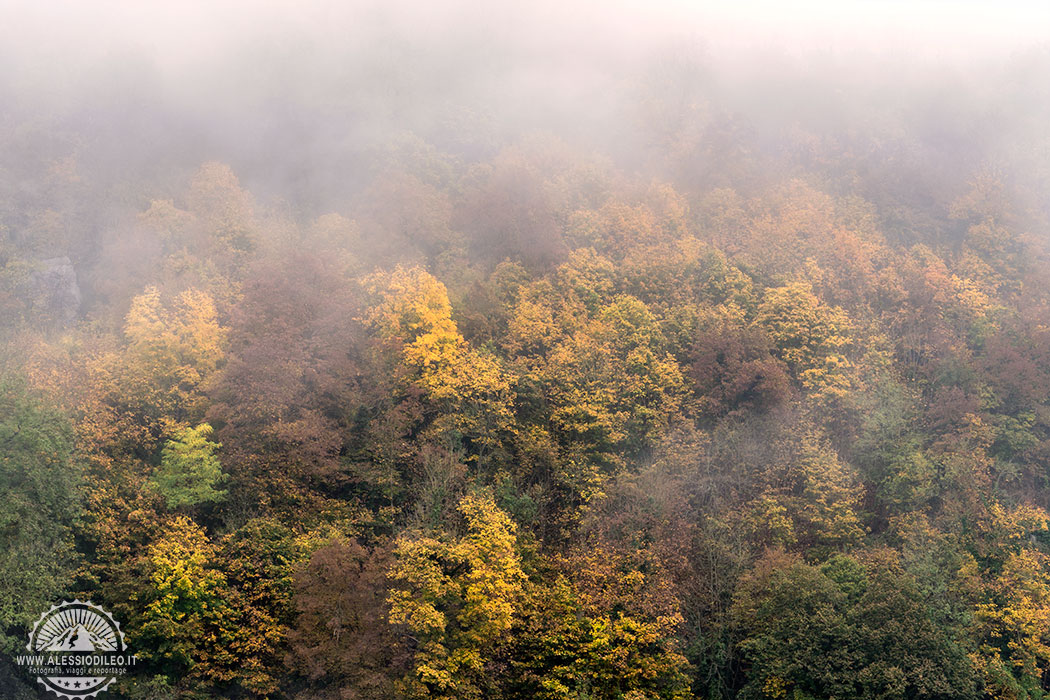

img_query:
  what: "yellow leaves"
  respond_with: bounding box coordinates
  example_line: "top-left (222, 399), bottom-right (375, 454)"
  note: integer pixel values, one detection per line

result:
top-left (145, 515), bottom-right (225, 614)
top-left (133, 516), bottom-right (302, 695)
top-left (124, 286), bottom-right (226, 381)
top-left (387, 536), bottom-right (456, 636)
top-left (798, 352), bottom-right (853, 397)
top-left (506, 293), bottom-right (559, 355)
top-left (457, 492), bottom-right (526, 643)
top-left (976, 548), bottom-right (1050, 682)
top-left (745, 431), bottom-right (864, 551)
top-left (416, 659), bottom-right (457, 692)
top-left (387, 491), bottom-right (525, 698)
top-left (796, 433), bottom-right (865, 544)
top-left (756, 280), bottom-right (857, 399)
top-left (576, 613), bottom-right (689, 694)
top-left (948, 273), bottom-right (999, 321)
top-left (136, 515), bottom-right (232, 676)
top-left (117, 285), bottom-right (227, 432)
top-left (505, 287), bottom-right (688, 513)
top-left (986, 503), bottom-right (1050, 544)
top-left (554, 296), bottom-right (684, 448)
top-left (125, 286), bottom-right (166, 342)
top-left (763, 674), bottom-right (790, 698)
top-left (970, 507), bottom-right (1050, 692)
top-left (745, 493), bottom-right (796, 547)
top-left (365, 266), bottom-right (516, 456)
top-left (171, 289), bottom-right (226, 373)
top-left (556, 249), bottom-right (617, 313)
top-left (365, 265), bottom-right (459, 345)
top-left (364, 266), bottom-right (464, 380)
top-left (407, 329), bottom-right (462, 371)
top-left (757, 281), bottom-right (854, 367)
top-left (424, 345), bottom-right (507, 406)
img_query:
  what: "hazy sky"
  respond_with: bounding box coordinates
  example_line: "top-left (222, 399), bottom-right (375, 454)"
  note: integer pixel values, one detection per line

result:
top-left (2, 0), bottom-right (1048, 77)
top-left (2, 0), bottom-right (1045, 127)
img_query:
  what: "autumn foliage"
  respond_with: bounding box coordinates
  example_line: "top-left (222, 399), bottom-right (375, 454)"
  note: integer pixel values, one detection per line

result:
top-left (6, 89), bottom-right (1050, 700)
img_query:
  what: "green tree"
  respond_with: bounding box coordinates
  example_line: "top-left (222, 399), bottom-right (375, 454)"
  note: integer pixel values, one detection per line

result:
top-left (732, 549), bottom-right (978, 700)
top-left (0, 374), bottom-right (81, 653)
top-left (151, 423), bottom-right (227, 510)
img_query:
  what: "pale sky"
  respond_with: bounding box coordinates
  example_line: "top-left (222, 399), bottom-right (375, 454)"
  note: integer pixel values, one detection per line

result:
top-left (2, 0), bottom-right (1047, 75)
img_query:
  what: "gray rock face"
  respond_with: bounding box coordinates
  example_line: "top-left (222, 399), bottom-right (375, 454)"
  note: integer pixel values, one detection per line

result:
top-left (26, 256), bottom-right (81, 324)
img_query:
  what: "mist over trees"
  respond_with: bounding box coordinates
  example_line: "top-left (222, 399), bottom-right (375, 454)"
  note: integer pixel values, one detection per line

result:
top-left (4, 1), bottom-right (1050, 698)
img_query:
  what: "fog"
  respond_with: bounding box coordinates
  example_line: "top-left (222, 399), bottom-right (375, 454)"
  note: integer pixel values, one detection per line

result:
top-left (1, 1), bottom-right (1049, 249)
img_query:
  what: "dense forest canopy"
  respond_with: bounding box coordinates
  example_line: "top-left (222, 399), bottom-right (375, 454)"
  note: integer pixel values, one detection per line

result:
top-left (4, 2), bottom-right (1050, 698)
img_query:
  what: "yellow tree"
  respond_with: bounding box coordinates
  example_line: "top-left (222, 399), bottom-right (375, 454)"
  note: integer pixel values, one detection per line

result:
top-left (387, 491), bottom-right (526, 699)
top-left (128, 516), bottom-right (234, 685)
top-left (745, 431), bottom-right (865, 552)
top-left (502, 271), bottom-right (687, 523)
top-left (117, 285), bottom-right (227, 434)
top-left (364, 266), bottom-right (515, 465)
top-left (976, 546), bottom-right (1050, 697)
top-left (756, 280), bottom-right (854, 399)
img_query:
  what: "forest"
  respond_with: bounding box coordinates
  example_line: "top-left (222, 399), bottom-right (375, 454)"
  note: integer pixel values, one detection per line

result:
top-left (4, 2), bottom-right (1050, 699)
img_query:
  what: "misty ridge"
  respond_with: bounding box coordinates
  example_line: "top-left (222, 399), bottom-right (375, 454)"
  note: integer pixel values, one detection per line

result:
top-left (6, 2), bottom-right (1050, 700)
